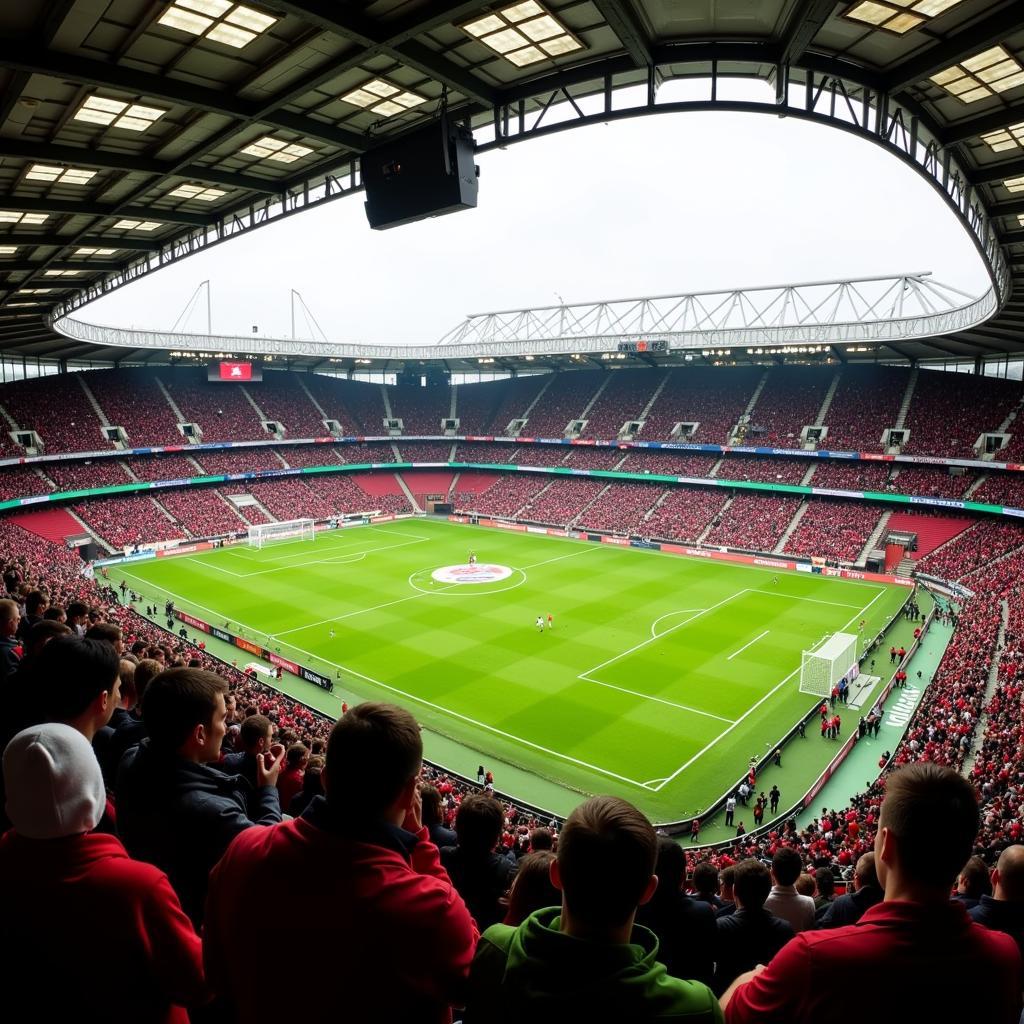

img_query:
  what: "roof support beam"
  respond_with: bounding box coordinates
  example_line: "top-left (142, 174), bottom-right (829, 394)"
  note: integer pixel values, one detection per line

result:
top-left (972, 157), bottom-right (1024, 184)
top-left (0, 232), bottom-right (159, 251)
top-left (0, 44), bottom-right (367, 153)
top-left (884, 5), bottom-right (1024, 94)
top-left (270, 2), bottom-right (498, 106)
top-left (0, 139), bottom-right (278, 194)
top-left (590, 0), bottom-right (654, 68)
top-left (776, 0), bottom-right (837, 70)
top-left (942, 103), bottom-right (1024, 146)
top-left (0, 196), bottom-right (209, 227)
top-left (0, 260), bottom-right (121, 273)
top-left (989, 197), bottom-right (1024, 218)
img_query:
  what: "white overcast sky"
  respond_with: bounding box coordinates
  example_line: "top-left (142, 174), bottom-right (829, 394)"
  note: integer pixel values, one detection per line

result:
top-left (81, 78), bottom-right (990, 346)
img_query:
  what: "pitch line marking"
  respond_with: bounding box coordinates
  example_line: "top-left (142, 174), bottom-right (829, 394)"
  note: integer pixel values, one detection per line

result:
top-left (749, 589), bottom-right (867, 609)
top-left (579, 589), bottom-right (751, 679)
top-left (651, 580), bottom-right (897, 792)
top-left (516, 546), bottom-right (601, 571)
top-left (650, 610), bottom-right (706, 639)
top-left (727, 629), bottom-right (770, 661)
top-left (189, 536), bottom-right (429, 578)
top-left (122, 570), bottom-right (652, 791)
top-left (575, 673), bottom-right (737, 723)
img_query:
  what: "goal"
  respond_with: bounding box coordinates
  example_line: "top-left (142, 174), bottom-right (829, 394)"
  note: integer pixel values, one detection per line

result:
top-left (800, 632), bottom-right (859, 697)
top-left (247, 518), bottom-right (315, 549)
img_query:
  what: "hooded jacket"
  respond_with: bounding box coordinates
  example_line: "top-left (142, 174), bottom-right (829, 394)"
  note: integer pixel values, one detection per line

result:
top-left (464, 907), bottom-right (722, 1022)
top-left (116, 737), bottom-right (281, 924)
top-left (0, 830), bottom-right (205, 1022)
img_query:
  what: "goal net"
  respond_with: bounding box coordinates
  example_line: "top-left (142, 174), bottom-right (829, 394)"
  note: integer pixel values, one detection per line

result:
top-left (800, 632), bottom-right (859, 697)
top-left (247, 518), bottom-right (315, 549)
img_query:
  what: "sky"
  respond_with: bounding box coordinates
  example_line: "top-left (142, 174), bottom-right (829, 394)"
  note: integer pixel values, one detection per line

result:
top-left (80, 78), bottom-right (991, 347)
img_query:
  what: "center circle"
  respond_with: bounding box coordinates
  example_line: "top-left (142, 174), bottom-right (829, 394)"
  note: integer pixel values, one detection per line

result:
top-left (431, 563), bottom-right (514, 584)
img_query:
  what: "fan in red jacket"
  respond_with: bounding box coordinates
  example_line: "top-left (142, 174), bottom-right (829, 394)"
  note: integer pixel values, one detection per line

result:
top-left (0, 722), bottom-right (206, 1023)
top-left (722, 764), bottom-right (1022, 1023)
top-left (205, 702), bottom-right (479, 1023)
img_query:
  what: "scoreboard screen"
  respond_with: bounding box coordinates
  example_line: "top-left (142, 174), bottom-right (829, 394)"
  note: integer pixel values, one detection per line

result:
top-left (617, 340), bottom-right (668, 354)
top-left (208, 361), bottom-right (262, 382)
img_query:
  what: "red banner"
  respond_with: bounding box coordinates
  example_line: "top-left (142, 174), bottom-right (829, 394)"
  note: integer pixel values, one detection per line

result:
top-left (268, 652), bottom-right (299, 674)
top-left (177, 611), bottom-right (210, 633)
top-left (234, 637), bottom-right (261, 655)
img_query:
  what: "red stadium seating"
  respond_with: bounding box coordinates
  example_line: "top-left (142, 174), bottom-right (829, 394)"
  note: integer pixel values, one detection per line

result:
top-left (745, 367), bottom-right (834, 446)
top-left (784, 499), bottom-right (883, 562)
top-left (703, 493), bottom-right (803, 550)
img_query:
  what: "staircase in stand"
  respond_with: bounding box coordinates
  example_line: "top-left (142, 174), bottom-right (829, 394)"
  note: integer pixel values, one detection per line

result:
top-left (696, 495), bottom-right (732, 544)
top-left (572, 482), bottom-right (612, 526)
top-left (77, 375), bottom-right (110, 427)
top-left (856, 509), bottom-right (892, 566)
top-left (894, 367), bottom-right (919, 429)
top-left (813, 370), bottom-right (842, 425)
top-left (774, 500), bottom-right (808, 554)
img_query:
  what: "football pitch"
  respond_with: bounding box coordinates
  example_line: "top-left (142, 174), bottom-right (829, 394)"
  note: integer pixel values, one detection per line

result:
top-left (120, 518), bottom-right (908, 822)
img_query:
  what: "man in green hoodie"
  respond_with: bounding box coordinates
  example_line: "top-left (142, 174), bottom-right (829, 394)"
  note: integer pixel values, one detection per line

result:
top-left (463, 794), bottom-right (723, 1022)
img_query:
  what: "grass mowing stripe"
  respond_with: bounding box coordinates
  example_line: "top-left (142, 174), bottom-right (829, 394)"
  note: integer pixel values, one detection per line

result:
top-left (119, 518), bottom-right (909, 820)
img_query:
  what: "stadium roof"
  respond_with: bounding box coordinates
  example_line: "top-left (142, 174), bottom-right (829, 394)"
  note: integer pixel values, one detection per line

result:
top-left (0, 0), bottom-right (1022, 370)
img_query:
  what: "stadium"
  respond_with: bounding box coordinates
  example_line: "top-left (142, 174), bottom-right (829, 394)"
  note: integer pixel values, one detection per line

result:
top-left (1, 0), bottom-right (1024, 1020)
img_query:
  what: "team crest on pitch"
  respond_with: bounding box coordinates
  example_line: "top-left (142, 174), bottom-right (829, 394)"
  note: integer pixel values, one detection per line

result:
top-left (432, 564), bottom-right (513, 584)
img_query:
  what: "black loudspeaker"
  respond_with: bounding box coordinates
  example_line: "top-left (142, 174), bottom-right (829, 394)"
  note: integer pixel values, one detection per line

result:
top-left (361, 120), bottom-right (478, 230)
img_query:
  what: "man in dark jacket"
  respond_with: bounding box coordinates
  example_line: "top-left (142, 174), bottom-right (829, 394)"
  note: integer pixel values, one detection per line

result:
top-left (714, 858), bottom-right (794, 995)
top-left (116, 668), bottom-right (282, 924)
top-left (441, 792), bottom-right (518, 930)
top-left (219, 712), bottom-right (278, 788)
top-left (817, 852), bottom-right (883, 928)
top-left (637, 837), bottom-right (716, 987)
top-left (971, 845), bottom-right (1024, 957)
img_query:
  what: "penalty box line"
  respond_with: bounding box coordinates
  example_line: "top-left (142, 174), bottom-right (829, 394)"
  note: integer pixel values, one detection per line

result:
top-left (650, 581), bottom-right (893, 793)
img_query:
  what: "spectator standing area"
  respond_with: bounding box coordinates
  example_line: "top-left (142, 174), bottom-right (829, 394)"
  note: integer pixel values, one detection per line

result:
top-left (119, 519), bottom-right (908, 822)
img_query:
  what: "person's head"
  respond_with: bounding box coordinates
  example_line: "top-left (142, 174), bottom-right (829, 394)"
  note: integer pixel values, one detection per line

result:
top-left (420, 784), bottom-right (444, 828)
top-left (846, 852), bottom-right (876, 894)
top-left (504, 851), bottom-right (559, 926)
top-left (117, 659), bottom-right (137, 709)
top-left (652, 837), bottom-right (685, 896)
top-left (65, 601), bottom-right (89, 626)
top-left (720, 864), bottom-right (737, 902)
top-left (875, 763), bottom-right (979, 898)
top-left (132, 658), bottom-right (163, 708)
top-left (455, 793), bottom-right (505, 854)
top-left (795, 873), bottom-right (816, 897)
top-left (957, 854), bottom-right (992, 899)
top-left (733, 858), bottom-right (772, 910)
top-left (24, 591), bottom-right (46, 618)
top-left (238, 714), bottom-right (273, 754)
top-left (992, 846), bottom-right (1024, 903)
top-left (553, 796), bottom-right (657, 937)
top-left (141, 668), bottom-right (229, 761)
top-left (323, 702), bottom-right (422, 823)
top-left (2, 723), bottom-right (106, 839)
top-left (43, 606), bottom-right (66, 623)
top-left (771, 846), bottom-right (803, 887)
top-left (815, 867), bottom-right (835, 899)
top-left (302, 754), bottom-right (325, 793)
top-left (0, 597), bottom-right (20, 638)
top-left (130, 640), bottom-right (147, 658)
top-left (32, 636), bottom-right (120, 739)
top-left (23, 619), bottom-right (71, 658)
top-left (85, 622), bottom-right (123, 656)
top-left (530, 826), bottom-right (554, 852)
top-left (692, 860), bottom-right (720, 897)
top-left (284, 742), bottom-right (308, 770)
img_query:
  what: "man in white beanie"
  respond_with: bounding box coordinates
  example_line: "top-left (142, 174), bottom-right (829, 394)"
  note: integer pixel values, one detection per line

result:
top-left (0, 722), bottom-right (206, 1022)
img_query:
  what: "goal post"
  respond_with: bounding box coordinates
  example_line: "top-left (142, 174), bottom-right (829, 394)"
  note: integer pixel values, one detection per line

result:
top-left (800, 632), bottom-right (859, 697)
top-left (247, 518), bottom-right (315, 549)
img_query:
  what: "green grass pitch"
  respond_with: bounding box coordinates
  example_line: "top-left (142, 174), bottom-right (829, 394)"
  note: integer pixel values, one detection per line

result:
top-left (120, 518), bottom-right (908, 821)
